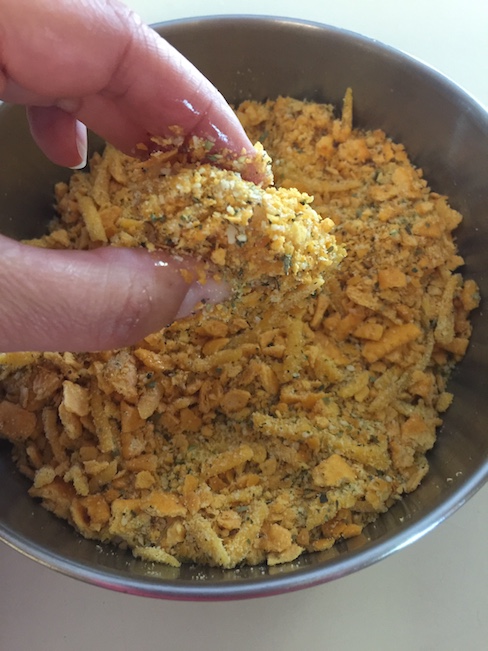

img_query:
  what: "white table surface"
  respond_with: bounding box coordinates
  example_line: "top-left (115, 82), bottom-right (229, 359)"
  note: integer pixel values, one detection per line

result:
top-left (2, 2), bottom-right (488, 650)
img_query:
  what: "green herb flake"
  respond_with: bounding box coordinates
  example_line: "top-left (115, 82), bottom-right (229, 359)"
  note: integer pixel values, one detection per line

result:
top-left (283, 254), bottom-right (293, 275)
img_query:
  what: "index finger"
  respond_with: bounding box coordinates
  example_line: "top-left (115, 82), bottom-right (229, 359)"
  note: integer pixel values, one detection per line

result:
top-left (0, 0), bottom-right (255, 158)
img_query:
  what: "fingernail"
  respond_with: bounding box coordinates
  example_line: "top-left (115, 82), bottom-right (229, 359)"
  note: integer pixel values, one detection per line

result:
top-left (70, 120), bottom-right (87, 170)
top-left (175, 277), bottom-right (230, 320)
top-left (148, 250), bottom-right (230, 326)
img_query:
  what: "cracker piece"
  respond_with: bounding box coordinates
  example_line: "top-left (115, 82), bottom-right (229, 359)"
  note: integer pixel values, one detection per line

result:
top-left (0, 400), bottom-right (36, 441)
top-left (78, 195), bottom-right (108, 242)
top-left (133, 546), bottom-right (181, 568)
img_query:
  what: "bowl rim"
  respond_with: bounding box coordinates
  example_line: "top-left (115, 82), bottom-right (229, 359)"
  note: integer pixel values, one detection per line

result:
top-left (1, 13), bottom-right (488, 601)
top-left (157, 13), bottom-right (488, 114)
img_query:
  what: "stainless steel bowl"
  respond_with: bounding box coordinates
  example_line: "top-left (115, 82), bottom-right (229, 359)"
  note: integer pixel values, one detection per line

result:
top-left (1, 16), bottom-right (487, 600)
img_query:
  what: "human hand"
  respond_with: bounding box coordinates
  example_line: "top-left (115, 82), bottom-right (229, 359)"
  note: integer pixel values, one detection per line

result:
top-left (0, 0), bottom-right (252, 352)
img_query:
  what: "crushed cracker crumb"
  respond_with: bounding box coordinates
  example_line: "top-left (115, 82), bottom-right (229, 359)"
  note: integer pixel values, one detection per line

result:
top-left (0, 92), bottom-right (478, 568)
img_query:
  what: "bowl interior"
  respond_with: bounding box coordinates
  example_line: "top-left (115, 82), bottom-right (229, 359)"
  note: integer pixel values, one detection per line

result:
top-left (1, 16), bottom-right (488, 599)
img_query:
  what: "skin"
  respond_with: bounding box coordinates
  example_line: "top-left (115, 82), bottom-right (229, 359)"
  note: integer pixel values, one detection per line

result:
top-left (0, 0), bottom-right (255, 352)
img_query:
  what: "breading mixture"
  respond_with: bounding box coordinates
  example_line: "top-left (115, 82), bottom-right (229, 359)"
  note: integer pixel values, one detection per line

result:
top-left (0, 91), bottom-right (479, 568)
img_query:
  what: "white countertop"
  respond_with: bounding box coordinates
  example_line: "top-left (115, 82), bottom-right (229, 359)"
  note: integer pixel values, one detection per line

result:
top-left (2, 2), bottom-right (488, 649)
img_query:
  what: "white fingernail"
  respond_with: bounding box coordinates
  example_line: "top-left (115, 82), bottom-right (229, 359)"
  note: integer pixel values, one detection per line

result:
top-left (69, 120), bottom-right (87, 170)
top-left (175, 278), bottom-right (230, 320)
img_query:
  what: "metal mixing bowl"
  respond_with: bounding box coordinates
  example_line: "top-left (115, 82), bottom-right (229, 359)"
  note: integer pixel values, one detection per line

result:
top-left (1, 16), bottom-right (487, 600)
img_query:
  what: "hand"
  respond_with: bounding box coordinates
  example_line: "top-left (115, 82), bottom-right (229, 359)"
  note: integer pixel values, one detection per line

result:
top-left (0, 0), bottom-right (251, 352)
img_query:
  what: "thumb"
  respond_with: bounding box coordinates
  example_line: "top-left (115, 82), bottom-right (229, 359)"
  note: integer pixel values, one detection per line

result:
top-left (0, 235), bottom-right (226, 352)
